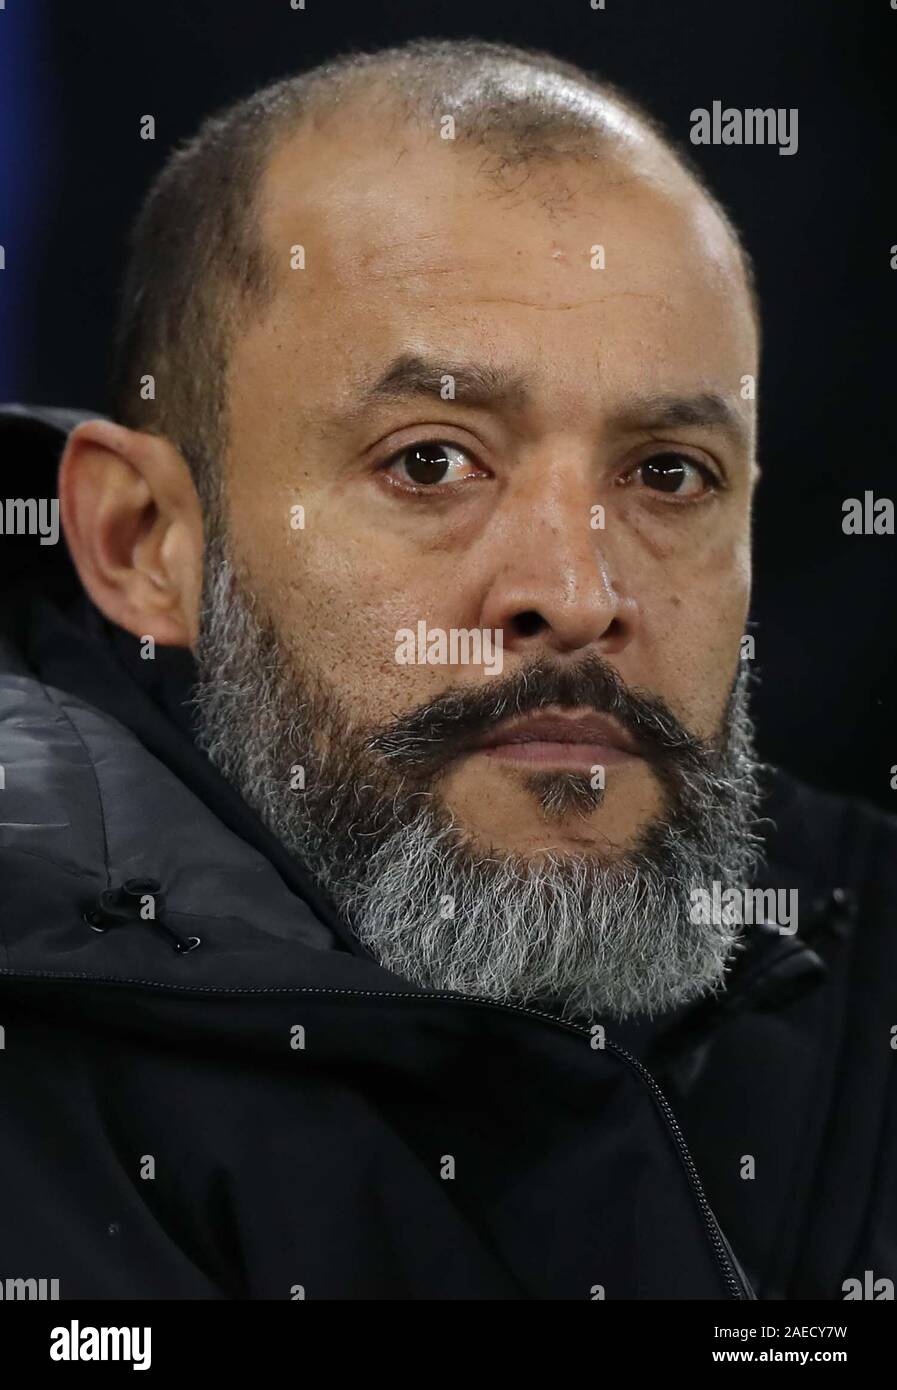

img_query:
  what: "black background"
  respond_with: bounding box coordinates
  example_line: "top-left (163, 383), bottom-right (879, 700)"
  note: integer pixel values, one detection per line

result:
top-left (1, 0), bottom-right (894, 809)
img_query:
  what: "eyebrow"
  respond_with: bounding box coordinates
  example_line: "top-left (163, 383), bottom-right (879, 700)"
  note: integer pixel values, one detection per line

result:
top-left (354, 354), bottom-right (531, 415)
top-left (608, 390), bottom-right (750, 449)
top-left (341, 353), bottom-right (750, 448)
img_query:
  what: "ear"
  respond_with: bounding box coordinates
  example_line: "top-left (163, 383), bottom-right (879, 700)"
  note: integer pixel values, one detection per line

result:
top-left (58, 418), bottom-right (205, 648)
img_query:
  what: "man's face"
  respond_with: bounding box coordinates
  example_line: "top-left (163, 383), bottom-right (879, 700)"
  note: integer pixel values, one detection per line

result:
top-left (221, 114), bottom-right (757, 862)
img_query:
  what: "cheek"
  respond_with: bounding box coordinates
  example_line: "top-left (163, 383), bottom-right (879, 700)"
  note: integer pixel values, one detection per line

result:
top-left (641, 533), bottom-right (751, 735)
top-left (252, 519), bottom-right (467, 726)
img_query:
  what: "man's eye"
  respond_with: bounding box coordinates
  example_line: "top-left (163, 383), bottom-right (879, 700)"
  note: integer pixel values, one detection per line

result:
top-left (384, 441), bottom-right (480, 488)
top-left (629, 452), bottom-right (717, 499)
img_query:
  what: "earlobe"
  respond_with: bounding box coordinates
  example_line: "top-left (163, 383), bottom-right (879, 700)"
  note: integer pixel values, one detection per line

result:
top-left (58, 419), bottom-right (203, 648)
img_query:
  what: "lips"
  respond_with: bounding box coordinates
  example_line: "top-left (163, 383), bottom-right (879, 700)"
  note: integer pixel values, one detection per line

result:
top-left (469, 710), bottom-right (641, 768)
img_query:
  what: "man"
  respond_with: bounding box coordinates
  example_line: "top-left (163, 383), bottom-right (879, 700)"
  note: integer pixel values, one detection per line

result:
top-left (0, 38), bottom-right (894, 1300)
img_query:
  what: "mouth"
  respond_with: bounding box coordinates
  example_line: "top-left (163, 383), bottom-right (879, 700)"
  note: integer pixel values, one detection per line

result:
top-left (467, 708), bottom-right (642, 771)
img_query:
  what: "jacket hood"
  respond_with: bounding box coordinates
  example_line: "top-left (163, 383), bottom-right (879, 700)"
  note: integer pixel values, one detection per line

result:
top-left (0, 402), bottom-right (387, 978)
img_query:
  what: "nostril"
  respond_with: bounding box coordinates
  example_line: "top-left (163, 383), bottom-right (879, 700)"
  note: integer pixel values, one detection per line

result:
top-left (513, 611), bottom-right (545, 638)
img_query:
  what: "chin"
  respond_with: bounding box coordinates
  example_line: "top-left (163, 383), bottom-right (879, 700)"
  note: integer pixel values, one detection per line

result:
top-left (443, 765), bottom-right (661, 857)
top-left (447, 807), bottom-right (643, 863)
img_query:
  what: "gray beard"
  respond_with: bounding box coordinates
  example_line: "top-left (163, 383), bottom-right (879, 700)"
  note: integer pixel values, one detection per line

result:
top-left (192, 533), bottom-right (765, 1022)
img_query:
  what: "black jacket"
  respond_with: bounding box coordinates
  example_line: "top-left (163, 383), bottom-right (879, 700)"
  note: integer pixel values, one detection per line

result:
top-left (1, 404), bottom-right (894, 1300)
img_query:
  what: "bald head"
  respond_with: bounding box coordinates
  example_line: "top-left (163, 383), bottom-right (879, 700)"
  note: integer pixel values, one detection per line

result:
top-left (109, 38), bottom-right (756, 506)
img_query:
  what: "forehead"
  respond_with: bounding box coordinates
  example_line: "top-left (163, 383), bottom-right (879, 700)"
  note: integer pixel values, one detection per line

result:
top-left (247, 119), bottom-right (756, 413)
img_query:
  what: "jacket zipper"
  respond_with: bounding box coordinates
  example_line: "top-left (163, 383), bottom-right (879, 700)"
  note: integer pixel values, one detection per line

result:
top-left (0, 968), bottom-right (752, 1299)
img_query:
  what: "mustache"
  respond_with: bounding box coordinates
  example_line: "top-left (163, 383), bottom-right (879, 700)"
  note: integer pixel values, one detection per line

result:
top-left (366, 654), bottom-right (720, 777)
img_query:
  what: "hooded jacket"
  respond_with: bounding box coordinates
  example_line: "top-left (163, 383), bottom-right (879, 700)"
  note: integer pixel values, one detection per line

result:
top-left (0, 404), bottom-right (894, 1301)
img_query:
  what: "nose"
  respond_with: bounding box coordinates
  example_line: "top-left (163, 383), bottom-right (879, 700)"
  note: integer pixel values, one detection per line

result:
top-left (477, 456), bottom-right (637, 661)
